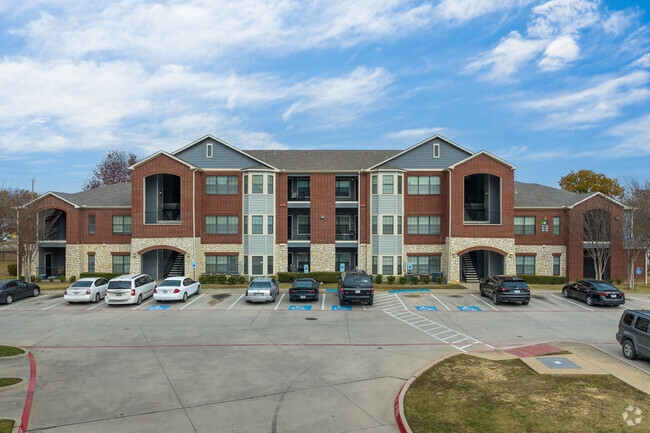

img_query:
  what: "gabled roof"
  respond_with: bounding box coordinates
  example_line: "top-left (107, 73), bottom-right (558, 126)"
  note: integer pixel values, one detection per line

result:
top-left (129, 150), bottom-right (196, 170)
top-left (448, 150), bottom-right (517, 170)
top-left (23, 183), bottom-right (132, 209)
top-left (243, 149), bottom-right (400, 171)
top-left (172, 134), bottom-right (277, 170)
top-left (512, 181), bottom-right (631, 208)
top-left (367, 134), bottom-right (473, 170)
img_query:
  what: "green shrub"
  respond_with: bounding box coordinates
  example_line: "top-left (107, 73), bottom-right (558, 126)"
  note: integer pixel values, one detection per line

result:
top-left (69, 275), bottom-right (76, 283)
top-left (517, 275), bottom-right (567, 284)
top-left (436, 276), bottom-right (444, 284)
top-left (277, 272), bottom-right (293, 283)
top-left (238, 276), bottom-right (246, 284)
top-left (422, 276), bottom-right (431, 284)
top-left (399, 276), bottom-right (407, 284)
top-left (80, 272), bottom-right (121, 280)
top-left (199, 275), bottom-right (209, 285)
top-left (307, 272), bottom-right (340, 283)
top-left (31, 275), bottom-right (41, 282)
top-left (48, 276), bottom-right (55, 282)
top-left (58, 275), bottom-right (65, 282)
top-left (411, 275), bottom-right (420, 285)
top-left (227, 276), bottom-right (238, 284)
top-left (387, 276), bottom-right (396, 284)
top-left (616, 279), bottom-right (623, 285)
top-left (217, 275), bottom-right (227, 284)
top-left (7, 263), bottom-right (17, 276)
top-left (607, 278), bottom-right (614, 284)
top-left (375, 274), bottom-right (383, 284)
top-left (18, 276), bottom-right (25, 281)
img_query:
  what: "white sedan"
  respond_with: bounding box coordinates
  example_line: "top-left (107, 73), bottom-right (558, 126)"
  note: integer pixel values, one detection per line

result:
top-left (153, 277), bottom-right (200, 302)
top-left (64, 277), bottom-right (109, 303)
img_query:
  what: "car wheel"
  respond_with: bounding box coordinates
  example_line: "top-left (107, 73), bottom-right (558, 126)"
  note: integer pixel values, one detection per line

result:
top-left (492, 293), bottom-right (500, 305)
top-left (562, 287), bottom-right (569, 298)
top-left (32, 288), bottom-right (40, 297)
top-left (586, 296), bottom-right (594, 306)
top-left (622, 340), bottom-right (637, 360)
top-left (245, 299), bottom-right (251, 303)
top-left (367, 298), bottom-right (373, 306)
top-left (182, 292), bottom-right (188, 302)
top-left (339, 298), bottom-right (346, 306)
top-left (522, 299), bottom-right (529, 305)
top-left (479, 286), bottom-right (485, 297)
top-left (94, 293), bottom-right (100, 303)
top-left (271, 295), bottom-right (276, 303)
top-left (5, 295), bottom-right (13, 305)
top-left (136, 294), bottom-right (142, 305)
top-left (196, 285), bottom-right (201, 295)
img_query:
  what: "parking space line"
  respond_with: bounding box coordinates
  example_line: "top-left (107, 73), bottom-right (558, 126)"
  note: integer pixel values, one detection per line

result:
top-left (628, 297), bottom-right (650, 306)
top-left (551, 294), bottom-right (593, 311)
top-left (274, 294), bottom-right (285, 310)
top-left (431, 295), bottom-right (450, 311)
top-left (86, 301), bottom-right (105, 310)
top-left (394, 293), bottom-right (408, 309)
top-left (227, 293), bottom-right (244, 310)
top-left (321, 293), bottom-right (326, 311)
top-left (0, 296), bottom-right (42, 310)
top-left (42, 300), bottom-right (66, 310)
top-left (179, 293), bottom-right (205, 310)
top-left (132, 298), bottom-right (156, 310)
top-left (529, 302), bottom-right (546, 311)
top-left (470, 294), bottom-right (499, 311)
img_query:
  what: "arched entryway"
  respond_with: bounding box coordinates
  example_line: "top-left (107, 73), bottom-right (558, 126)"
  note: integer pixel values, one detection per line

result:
top-left (140, 247), bottom-right (185, 280)
top-left (459, 248), bottom-right (506, 282)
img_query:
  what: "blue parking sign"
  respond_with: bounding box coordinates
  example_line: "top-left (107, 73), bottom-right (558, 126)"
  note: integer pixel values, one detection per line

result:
top-left (636, 267), bottom-right (643, 275)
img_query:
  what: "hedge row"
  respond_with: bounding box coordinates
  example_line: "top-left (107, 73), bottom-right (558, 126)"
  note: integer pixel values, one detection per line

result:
top-left (277, 272), bottom-right (341, 283)
top-left (7, 263), bottom-right (17, 276)
top-left (517, 275), bottom-right (567, 284)
top-left (199, 275), bottom-right (246, 285)
top-left (79, 272), bottom-right (121, 280)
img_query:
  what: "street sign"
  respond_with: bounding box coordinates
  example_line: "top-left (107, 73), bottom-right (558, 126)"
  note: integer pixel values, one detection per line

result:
top-left (340, 263), bottom-right (345, 272)
top-left (636, 267), bottom-right (643, 275)
top-left (303, 264), bottom-right (309, 273)
top-left (192, 261), bottom-right (196, 268)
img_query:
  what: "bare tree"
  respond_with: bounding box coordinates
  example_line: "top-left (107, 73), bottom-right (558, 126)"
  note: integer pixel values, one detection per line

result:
top-left (83, 150), bottom-right (138, 190)
top-left (583, 207), bottom-right (612, 281)
top-left (624, 178), bottom-right (650, 290)
top-left (17, 207), bottom-right (60, 282)
top-left (0, 187), bottom-right (38, 238)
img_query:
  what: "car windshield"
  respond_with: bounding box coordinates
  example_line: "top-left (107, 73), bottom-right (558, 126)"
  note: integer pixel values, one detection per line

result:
top-left (343, 275), bottom-right (372, 287)
top-left (591, 282), bottom-right (617, 291)
top-left (159, 280), bottom-right (181, 287)
top-left (71, 281), bottom-right (93, 288)
top-left (250, 281), bottom-right (272, 288)
top-left (108, 281), bottom-right (132, 290)
top-left (503, 281), bottom-right (529, 289)
top-left (294, 280), bottom-right (313, 288)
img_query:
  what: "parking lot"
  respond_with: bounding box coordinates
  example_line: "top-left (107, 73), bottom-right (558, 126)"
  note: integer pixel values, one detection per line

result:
top-left (1, 288), bottom-right (649, 432)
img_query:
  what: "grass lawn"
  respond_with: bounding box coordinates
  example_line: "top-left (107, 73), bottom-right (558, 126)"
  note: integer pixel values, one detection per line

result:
top-left (0, 346), bottom-right (24, 357)
top-left (0, 378), bottom-right (21, 387)
top-left (405, 354), bottom-right (650, 433)
top-left (0, 420), bottom-right (14, 433)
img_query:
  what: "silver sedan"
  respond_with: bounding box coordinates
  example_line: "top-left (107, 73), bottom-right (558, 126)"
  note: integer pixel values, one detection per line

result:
top-left (245, 278), bottom-right (279, 303)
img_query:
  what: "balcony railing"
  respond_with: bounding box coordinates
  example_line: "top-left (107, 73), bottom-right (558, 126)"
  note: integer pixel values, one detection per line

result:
top-left (145, 210), bottom-right (181, 223)
top-left (37, 266), bottom-right (66, 277)
top-left (288, 191), bottom-right (310, 201)
top-left (288, 228), bottom-right (311, 241)
top-left (335, 228), bottom-right (357, 241)
top-left (463, 208), bottom-right (501, 224)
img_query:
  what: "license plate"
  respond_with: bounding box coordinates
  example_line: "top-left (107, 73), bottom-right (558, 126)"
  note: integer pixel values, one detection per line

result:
top-left (300, 295), bottom-right (306, 299)
top-left (255, 293), bottom-right (262, 296)
top-left (514, 290), bottom-right (520, 294)
top-left (355, 290), bottom-right (360, 294)
top-left (609, 295), bottom-right (615, 298)
top-left (115, 293), bottom-right (122, 297)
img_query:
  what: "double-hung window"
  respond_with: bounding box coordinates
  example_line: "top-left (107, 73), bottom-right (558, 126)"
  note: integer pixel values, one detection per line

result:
top-left (268, 216), bottom-right (273, 234)
top-left (382, 257), bottom-right (393, 275)
top-left (407, 216), bottom-right (440, 235)
top-left (112, 216), bottom-right (131, 234)
top-left (553, 216), bottom-right (561, 235)
top-left (206, 255), bottom-right (238, 274)
top-left (383, 216), bottom-right (394, 234)
top-left (207, 176), bottom-right (238, 194)
top-left (88, 215), bottom-right (95, 234)
top-left (514, 216), bottom-right (535, 235)
top-left (252, 216), bottom-right (263, 234)
top-left (252, 175), bottom-right (263, 193)
top-left (206, 216), bottom-right (238, 234)
top-left (372, 175), bottom-right (377, 194)
top-left (382, 175), bottom-right (394, 194)
top-left (407, 176), bottom-right (441, 195)
top-left (516, 256), bottom-right (535, 275)
top-left (372, 216), bottom-right (377, 235)
top-left (112, 255), bottom-right (130, 274)
top-left (553, 256), bottom-right (560, 275)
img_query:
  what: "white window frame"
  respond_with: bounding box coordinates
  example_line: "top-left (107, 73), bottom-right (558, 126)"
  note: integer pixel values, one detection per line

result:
top-left (206, 142), bottom-right (213, 158)
top-left (433, 142), bottom-right (440, 158)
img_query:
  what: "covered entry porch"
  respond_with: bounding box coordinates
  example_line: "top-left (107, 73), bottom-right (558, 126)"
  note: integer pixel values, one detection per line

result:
top-left (140, 247), bottom-right (186, 280)
top-left (459, 249), bottom-right (506, 283)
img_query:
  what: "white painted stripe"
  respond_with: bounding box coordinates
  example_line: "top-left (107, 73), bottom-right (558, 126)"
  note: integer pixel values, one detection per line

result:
top-left (551, 294), bottom-right (593, 311)
top-left (393, 293), bottom-right (408, 310)
top-left (86, 301), bottom-right (105, 310)
top-left (431, 294), bottom-right (450, 311)
top-left (321, 293), bottom-right (326, 311)
top-left (471, 294), bottom-right (499, 311)
top-left (42, 300), bottom-right (66, 310)
top-left (629, 297), bottom-right (650, 305)
top-left (179, 293), bottom-right (205, 310)
top-left (529, 302), bottom-right (546, 311)
top-left (132, 297), bottom-right (155, 310)
top-left (227, 293), bottom-right (245, 310)
top-left (273, 293), bottom-right (285, 310)
top-left (441, 334), bottom-right (461, 342)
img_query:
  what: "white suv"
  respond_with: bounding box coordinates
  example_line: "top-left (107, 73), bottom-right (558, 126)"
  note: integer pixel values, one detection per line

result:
top-left (105, 274), bottom-right (156, 305)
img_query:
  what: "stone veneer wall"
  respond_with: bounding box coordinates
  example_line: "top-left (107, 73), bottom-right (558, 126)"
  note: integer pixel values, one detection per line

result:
top-left (274, 244), bottom-right (288, 274)
top-left (403, 244), bottom-right (447, 278)
top-left (447, 237), bottom-right (516, 284)
top-left (515, 245), bottom-right (566, 277)
top-left (310, 244), bottom-right (335, 272)
top-left (66, 243), bottom-right (131, 277)
top-left (358, 244), bottom-right (369, 272)
top-left (199, 243), bottom-right (244, 275)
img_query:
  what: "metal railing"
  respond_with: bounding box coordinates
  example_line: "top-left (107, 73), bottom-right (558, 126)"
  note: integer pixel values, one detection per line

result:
top-left (463, 208), bottom-right (501, 224)
top-left (288, 191), bottom-right (311, 201)
top-left (288, 228), bottom-right (311, 241)
top-left (335, 228), bottom-right (357, 240)
top-left (145, 210), bottom-right (181, 223)
top-left (37, 266), bottom-right (66, 277)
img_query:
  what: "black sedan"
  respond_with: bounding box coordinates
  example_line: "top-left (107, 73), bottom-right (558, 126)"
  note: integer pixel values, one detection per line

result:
top-left (480, 275), bottom-right (530, 305)
top-left (562, 280), bottom-right (625, 306)
top-left (288, 278), bottom-right (319, 302)
top-left (0, 279), bottom-right (41, 304)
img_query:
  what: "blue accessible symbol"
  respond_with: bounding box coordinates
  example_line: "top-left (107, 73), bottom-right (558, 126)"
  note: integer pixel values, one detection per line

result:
top-left (147, 305), bottom-right (171, 311)
top-left (332, 306), bottom-right (352, 311)
top-left (289, 305), bottom-right (312, 311)
top-left (457, 306), bottom-right (481, 311)
top-left (415, 306), bottom-right (438, 311)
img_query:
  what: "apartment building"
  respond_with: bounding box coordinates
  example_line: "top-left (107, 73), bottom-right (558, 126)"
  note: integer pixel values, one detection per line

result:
top-left (19, 134), bottom-right (644, 283)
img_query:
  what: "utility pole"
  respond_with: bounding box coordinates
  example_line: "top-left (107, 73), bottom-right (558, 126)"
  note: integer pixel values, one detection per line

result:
top-left (31, 178), bottom-right (34, 193)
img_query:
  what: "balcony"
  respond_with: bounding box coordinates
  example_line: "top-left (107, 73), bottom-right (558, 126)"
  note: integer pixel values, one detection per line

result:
top-left (463, 174), bottom-right (501, 224)
top-left (145, 173), bottom-right (181, 224)
top-left (335, 227), bottom-right (357, 241)
top-left (288, 177), bottom-right (310, 202)
top-left (288, 228), bottom-right (311, 241)
top-left (335, 177), bottom-right (358, 202)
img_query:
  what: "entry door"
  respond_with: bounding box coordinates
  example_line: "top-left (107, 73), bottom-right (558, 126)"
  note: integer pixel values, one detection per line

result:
top-left (45, 253), bottom-right (52, 276)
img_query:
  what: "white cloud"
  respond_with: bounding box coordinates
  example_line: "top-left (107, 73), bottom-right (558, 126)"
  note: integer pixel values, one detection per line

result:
top-left (608, 114), bottom-right (650, 155)
top-left (539, 35), bottom-right (580, 70)
top-left (433, 0), bottom-right (533, 24)
top-left (384, 127), bottom-right (447, 140)
top-left (466, 31), bottom-right (546, 79)
top-left (521, 71), bottom-right (650, 127)
top-left (527, 0), bottom-right (600, 38)
top-left (632, 53), bottom-right (650, 69)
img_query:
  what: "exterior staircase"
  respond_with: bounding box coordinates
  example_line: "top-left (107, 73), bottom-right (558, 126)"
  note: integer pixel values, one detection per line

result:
top-left (166, 252), bottom-right (185, 277)
top-left (461, 254), bottom-right (479, 283)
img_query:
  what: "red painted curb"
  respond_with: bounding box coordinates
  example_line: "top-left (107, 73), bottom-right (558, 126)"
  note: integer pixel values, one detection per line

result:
top-left (17, 352), bottom-right (36, 433)
top-left (394, 382), bottom-right (409, 433)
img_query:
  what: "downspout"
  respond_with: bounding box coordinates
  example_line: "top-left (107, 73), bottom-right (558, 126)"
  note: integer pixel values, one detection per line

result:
top-left (447, 168), bottom-right (452, 284)
top-left (192, 168), bottom-right (197, 280)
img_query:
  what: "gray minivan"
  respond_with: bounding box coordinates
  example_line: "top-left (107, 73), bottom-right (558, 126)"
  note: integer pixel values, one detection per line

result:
top-left (616, 309), bottom-right (650, 360)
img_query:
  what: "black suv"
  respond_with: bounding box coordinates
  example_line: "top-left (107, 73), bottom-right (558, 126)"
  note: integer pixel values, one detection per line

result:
top-left (616, 309), bottom-right (650, 360)
top-left (338, 270), bottom-right (374, 306)
top-left (479, 275), bottom-right (530, 305)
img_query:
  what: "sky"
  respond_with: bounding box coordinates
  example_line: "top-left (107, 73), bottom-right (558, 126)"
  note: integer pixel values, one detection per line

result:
top-left (0, 0), bottom-right (648, 194)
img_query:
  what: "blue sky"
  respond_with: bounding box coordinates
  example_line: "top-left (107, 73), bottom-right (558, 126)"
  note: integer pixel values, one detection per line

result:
top-left (0, 0), bottom-right (648, 193)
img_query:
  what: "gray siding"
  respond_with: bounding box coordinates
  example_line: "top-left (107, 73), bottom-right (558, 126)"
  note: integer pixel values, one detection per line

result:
top-left (267, 198), bottom-right (275, 214)
top-left (247, 196), bottom-right (268, 214)
top-left (379, 137), bottom-right (471, 169)
top-left (175, 137), bottom-right (266, 169)
top-left (378, 236), bottom-right (402, 255)
top-left (267, 236), bottom-right (274, 252)
top-left (372, 236), bottom-right (379, 254)
top-left (246, 235), bottom-right (271, 255)
top-left (377, 196), bottom-right (402, 214)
